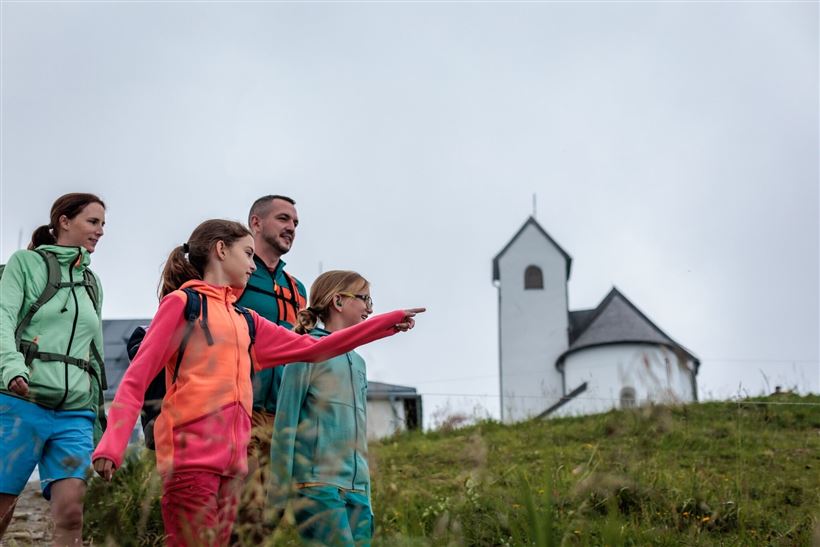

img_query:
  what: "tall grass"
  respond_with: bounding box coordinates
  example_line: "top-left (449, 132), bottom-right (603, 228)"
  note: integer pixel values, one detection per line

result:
top-left (84, 394), bottom-right (820, 545)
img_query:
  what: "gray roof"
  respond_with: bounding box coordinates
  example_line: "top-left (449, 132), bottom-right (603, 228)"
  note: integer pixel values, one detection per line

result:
top-left (102, 319), bottom-right (150, 400)
top-left (568, 308), bottom-right (597, 344)
top-left (367, 381), bottom-right (419, 400)
top-left (492, 216), bottom-right (572, 282)
top-left (561, 288), bottom-right (699, 367)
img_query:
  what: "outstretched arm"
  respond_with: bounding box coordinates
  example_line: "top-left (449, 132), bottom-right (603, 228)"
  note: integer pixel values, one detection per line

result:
top-left (252, 308), bottom-right (424, 369)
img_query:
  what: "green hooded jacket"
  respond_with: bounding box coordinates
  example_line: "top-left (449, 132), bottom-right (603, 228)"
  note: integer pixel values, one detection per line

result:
top-left (0, 245), bottom-right (105, 439)
top-left (272, 327), bottom-right (371, 504)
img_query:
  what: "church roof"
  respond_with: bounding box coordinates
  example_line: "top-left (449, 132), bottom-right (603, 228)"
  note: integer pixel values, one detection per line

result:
top-left (492, 216), bottom-right (572, 282)
top-left (562, 288), bottom-right (699, 369)
top-left (568, 308), bottom-right (597, 344)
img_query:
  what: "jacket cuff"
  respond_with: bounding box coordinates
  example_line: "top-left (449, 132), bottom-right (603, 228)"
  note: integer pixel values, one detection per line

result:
top-left (2, 362), bottom-right (28, 390)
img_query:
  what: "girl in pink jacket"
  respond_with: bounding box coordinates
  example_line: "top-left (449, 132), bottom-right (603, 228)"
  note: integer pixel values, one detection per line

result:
top-left (92, 219), bottom-right (423, 546)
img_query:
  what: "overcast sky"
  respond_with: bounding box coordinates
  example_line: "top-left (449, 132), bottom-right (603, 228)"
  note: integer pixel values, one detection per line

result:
top-left (1, 1), bottom-right (817, 425)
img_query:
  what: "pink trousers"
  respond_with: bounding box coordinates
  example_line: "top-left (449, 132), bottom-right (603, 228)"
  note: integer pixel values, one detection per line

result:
top-left (161, 471), bottom-right (242, 547)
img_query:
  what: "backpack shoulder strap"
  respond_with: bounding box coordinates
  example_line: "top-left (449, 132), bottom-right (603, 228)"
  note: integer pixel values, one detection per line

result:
top-left (172, 288), bottom-right (215, 383)
top-left (233, 305), bottom-right (256, 346)
top-left (173, 288), bottom-right (200, 383)
top-left (82, 268), bottom-right (107, 391)
top-left (82, 268), bottom-right (100, 313)
top-left (286, 272), bottom-right (306, 302)
top-left (233, 304), bottom-right (256, 377)
top-left (14, 250), bottom-right (62, 348)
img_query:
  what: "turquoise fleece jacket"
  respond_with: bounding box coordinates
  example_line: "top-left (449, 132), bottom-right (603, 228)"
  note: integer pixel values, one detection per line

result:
top-left (272, 327), bottom-right (371, 503)
top-left (237, 255), bottom-right (306, 414)
top-left (0, 246), bottom-right (104, 430)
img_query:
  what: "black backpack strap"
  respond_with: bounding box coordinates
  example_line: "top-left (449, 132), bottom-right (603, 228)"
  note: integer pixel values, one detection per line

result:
top-left (90, 342), bottom-right (108, 391)
top-left (173, 289), bottom-right (200, 383)
top-left (172, 289), bottom-right (215, 383)
top-left (14, 250), bottom-right (62, 348)
top-left (234, 304), bottom-right (256, 376)
top-left (82, 269), bottom-right (108, 392)
top-left (199, 294), bottom-right (214, 346)
top-left (82, 269), bottom-right (100, 312)
top-left (86, 365), bottom-right (108, 431)
top-left (233, 305), bottom-right (256, 346)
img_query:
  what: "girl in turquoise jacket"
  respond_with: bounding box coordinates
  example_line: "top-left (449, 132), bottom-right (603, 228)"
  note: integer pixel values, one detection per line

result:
top-left (272, 270), bottom-right (382, 546)
top-left (0, 193), bottom-right (107, 546)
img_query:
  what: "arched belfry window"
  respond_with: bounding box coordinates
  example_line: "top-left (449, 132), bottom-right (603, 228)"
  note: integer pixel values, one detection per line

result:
top-left (620, 387), bottom-right (636, 409)
top-left (524, 265), bottom-right (543, 290)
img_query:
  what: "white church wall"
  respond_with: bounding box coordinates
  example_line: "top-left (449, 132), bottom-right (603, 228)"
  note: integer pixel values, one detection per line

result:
top-left (553, 345), bottom-right (696, 418)
top-left (498, 224), bottom-right (569, 422)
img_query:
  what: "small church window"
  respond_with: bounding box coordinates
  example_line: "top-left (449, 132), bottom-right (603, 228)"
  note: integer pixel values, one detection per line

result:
top-left (620, 387), bottom-right (636, 409)
top-left (524, 265), bottom-right (544, 290)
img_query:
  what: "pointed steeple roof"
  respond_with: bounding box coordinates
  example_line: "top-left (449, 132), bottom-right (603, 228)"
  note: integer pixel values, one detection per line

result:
top-left (492, 216), bottom-right (572, 282)
top-left (561, 288), bottom-right (699, 368)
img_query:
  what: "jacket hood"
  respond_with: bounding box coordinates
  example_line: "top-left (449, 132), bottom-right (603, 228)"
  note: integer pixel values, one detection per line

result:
top-left (179, 279), bottom-right (243, 303)
top-left (35, 245), bottom-right (91, 269)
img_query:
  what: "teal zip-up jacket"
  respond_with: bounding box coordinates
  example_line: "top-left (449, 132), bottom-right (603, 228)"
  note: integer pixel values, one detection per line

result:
top-left (272, 327), bottom-right (371, 503)
top-left (237, 255), bottom-right (306, 414)
top-left (0, 245), bottom-right (105, 437)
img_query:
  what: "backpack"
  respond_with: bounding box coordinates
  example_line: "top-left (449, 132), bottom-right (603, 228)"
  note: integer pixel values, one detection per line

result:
top-left (0, 249), bottom-right (108, 429)
top-left (126, 287), bottom-right (256, 450)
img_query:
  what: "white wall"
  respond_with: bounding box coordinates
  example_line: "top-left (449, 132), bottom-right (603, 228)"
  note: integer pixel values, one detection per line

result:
top-left (498, 223), bottom-right (569, 422)
top-left (554, 344), bottom-right (697, 417)
top-left (367, 399), bottom-right (406, 440)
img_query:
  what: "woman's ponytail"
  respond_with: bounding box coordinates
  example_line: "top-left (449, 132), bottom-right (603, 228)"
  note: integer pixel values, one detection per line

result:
top-left (28, 224), bottom-right (56, 249)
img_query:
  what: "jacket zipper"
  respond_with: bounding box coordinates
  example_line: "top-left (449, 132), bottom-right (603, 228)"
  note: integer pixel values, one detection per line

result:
top-left (56, 249), bottom-right (82, 409)
top-left (347, 353), bottom-right (358, 489)
top-left (228, 296), bottom-right (243, 470)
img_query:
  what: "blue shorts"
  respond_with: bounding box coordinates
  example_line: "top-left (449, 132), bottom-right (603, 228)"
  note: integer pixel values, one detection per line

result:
top-left (0, 393), bottom-right (95, 500)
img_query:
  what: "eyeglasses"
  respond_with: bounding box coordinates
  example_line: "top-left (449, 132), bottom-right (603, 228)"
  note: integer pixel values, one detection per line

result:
top-left (339, 292), bottom-right (373, 309)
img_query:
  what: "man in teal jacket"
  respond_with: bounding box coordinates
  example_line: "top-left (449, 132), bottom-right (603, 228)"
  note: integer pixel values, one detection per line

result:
top-left (235, 195), bottom-right (307, 534)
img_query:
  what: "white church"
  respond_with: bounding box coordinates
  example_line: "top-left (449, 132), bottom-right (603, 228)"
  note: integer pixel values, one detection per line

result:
top-left (493, 217), bottom-right (700, 422)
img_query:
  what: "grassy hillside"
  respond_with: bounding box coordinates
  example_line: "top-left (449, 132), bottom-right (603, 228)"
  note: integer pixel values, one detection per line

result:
top-left (84, 394), bottom-right (820, 546)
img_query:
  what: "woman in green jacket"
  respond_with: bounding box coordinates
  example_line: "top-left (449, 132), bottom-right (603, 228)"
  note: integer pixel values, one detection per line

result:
top-left (0, 193), bottom-right (107, 546)
top-left (272, 270), bottom-right (382, 546)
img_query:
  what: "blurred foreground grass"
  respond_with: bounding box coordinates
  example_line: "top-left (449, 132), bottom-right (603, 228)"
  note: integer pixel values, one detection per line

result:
top-left (84, 394), bottom-right (820, 546)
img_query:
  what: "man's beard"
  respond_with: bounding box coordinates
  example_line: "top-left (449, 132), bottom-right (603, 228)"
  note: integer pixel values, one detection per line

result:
top-left (264, 233), bottom-right (292, 256)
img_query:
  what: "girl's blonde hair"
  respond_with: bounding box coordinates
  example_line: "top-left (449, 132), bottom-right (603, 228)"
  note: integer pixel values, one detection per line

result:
top-left (295, 270), bottom-right (369, 334)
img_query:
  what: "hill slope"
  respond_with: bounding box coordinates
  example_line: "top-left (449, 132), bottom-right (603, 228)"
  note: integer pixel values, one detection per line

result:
top-left (84, 394), bottom-right (820, 546)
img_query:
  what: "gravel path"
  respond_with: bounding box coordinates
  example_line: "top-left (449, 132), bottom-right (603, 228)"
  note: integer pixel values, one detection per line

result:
top-left (0, 482), bottom-right (51, 546)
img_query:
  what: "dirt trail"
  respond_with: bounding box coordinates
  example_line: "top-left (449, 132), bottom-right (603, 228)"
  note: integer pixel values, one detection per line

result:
top-left (0, 482), bottom-right (51, 546)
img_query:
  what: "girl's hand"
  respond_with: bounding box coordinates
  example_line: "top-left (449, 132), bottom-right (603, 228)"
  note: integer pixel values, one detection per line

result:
top-left (8, 376), bottom-right (29, 397)
top-left (395, 308), bottom-right (426, 332)
top-left (93, 458), bottom-right (116, 481)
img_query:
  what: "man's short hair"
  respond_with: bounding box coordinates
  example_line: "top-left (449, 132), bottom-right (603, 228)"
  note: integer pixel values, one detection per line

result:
top-left (248, 195), bottom-right (296, 226)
